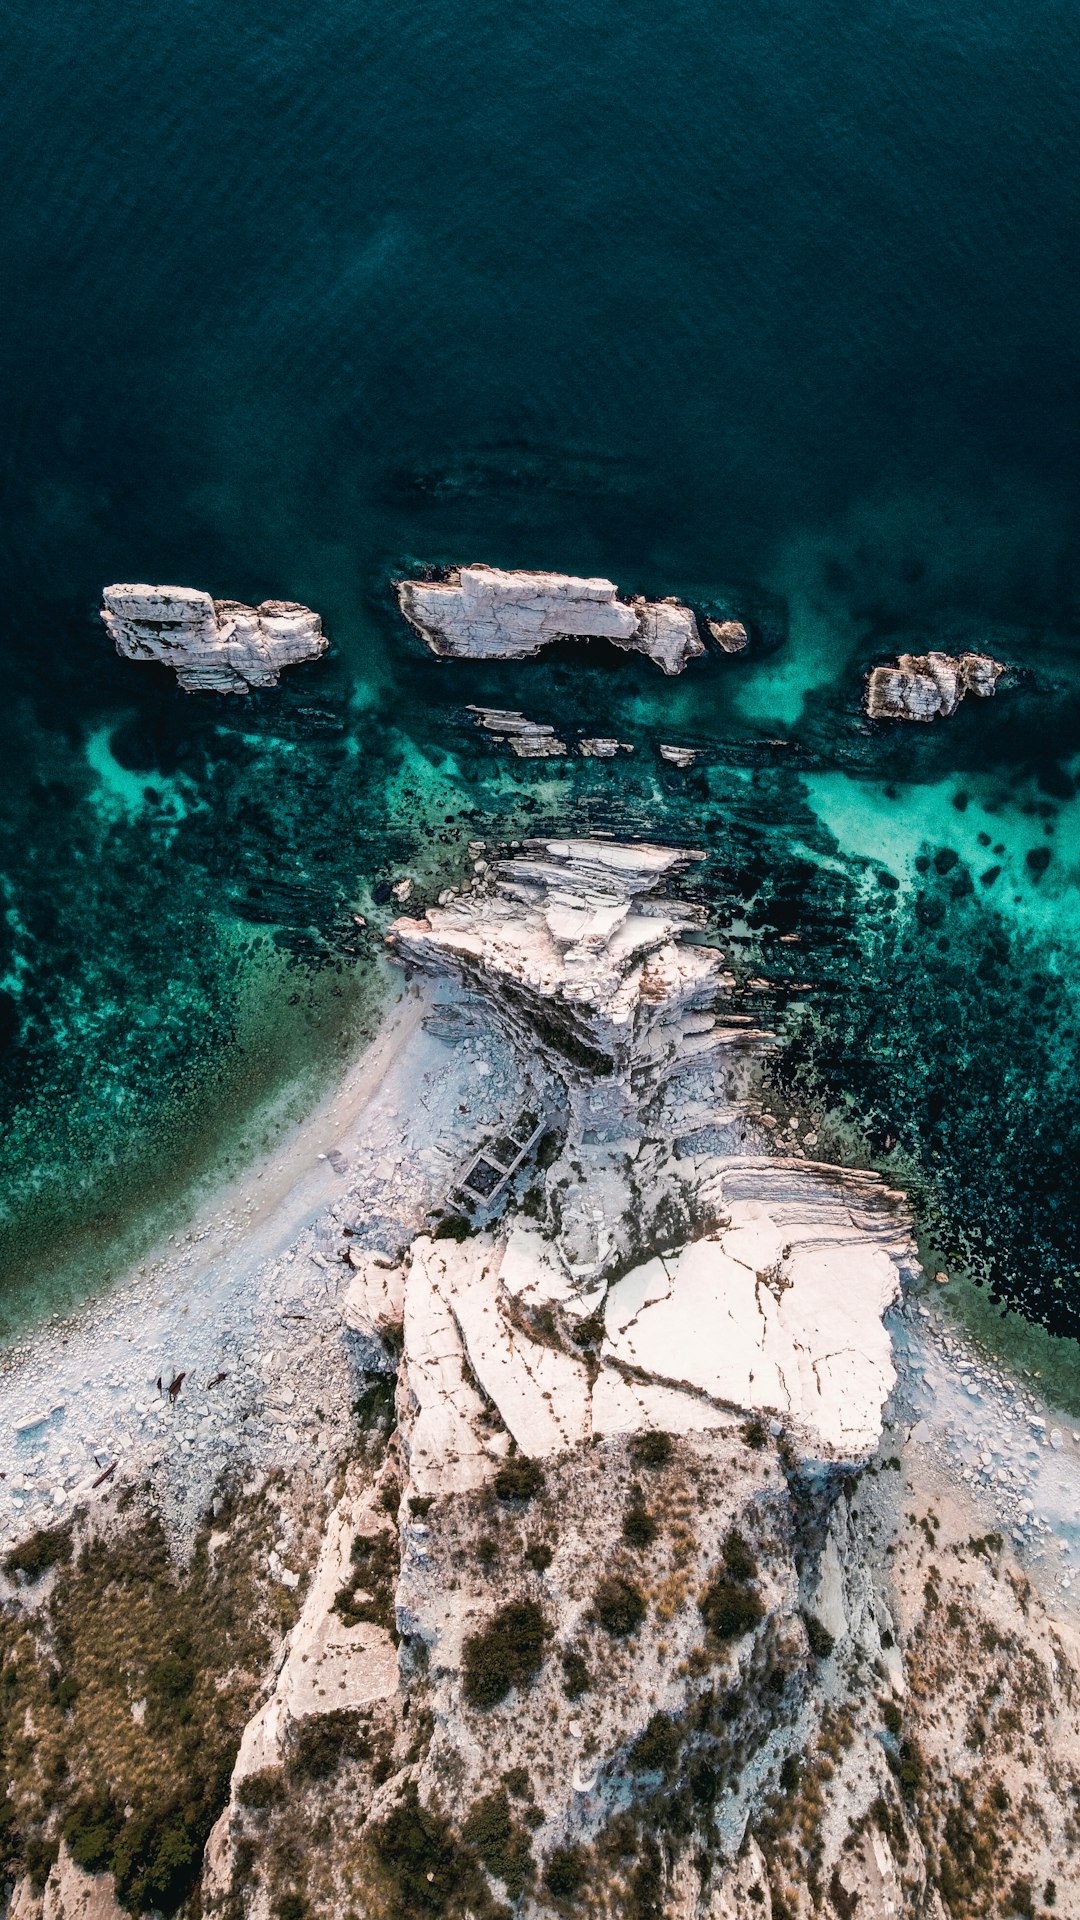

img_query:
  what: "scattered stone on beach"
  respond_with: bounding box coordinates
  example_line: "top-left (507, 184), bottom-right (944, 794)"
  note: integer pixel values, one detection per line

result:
top-left (465, 706), bottom-right (567, 756)
top-left (659, 743), bottom-right (698, 767)
top-left (707, 617), bottom-right (749, 652)
top-left (100, 584), bottom-right (327, 693)
top-left (865, 649), bottom-right (1005, 722)
top-left (397, 566), bottom-right (705, 674)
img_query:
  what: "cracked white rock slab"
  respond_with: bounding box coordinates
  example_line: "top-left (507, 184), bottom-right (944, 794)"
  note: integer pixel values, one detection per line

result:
top-left (440, 1243), bottom-right (591, 1456)
top-left (602, 1230), bottom-right (900, 1457)
top-left (590, 1365), bottom-right (736, 1438)
top-left (399, 1239), bottom-right (497, 1496)
top-left (397, 567), bottom-right (705, 675)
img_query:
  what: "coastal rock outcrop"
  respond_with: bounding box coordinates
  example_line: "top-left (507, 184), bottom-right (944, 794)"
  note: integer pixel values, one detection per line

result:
top-left (466, 706), bottom-right (567, 756)
top-left (100, 584), bottom-right (327, 692)
top-left (865, 648), bottom-right (1005, 721)
top-left (387, 837), bottom-right (913, 1458)
top-left (397, 566), bottom-right (706, 674)
top-left (707, 617), bottom-right (749, 653)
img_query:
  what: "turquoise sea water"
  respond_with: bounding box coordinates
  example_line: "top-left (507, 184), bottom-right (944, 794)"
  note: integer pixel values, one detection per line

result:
top-left (1, 0), bottom-right (1078, 1340)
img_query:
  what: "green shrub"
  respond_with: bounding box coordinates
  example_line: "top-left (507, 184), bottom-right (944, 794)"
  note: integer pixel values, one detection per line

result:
top-left (334, 1530), bottom-right (399, 1636)
top-left (629, 1712), bottom-right (681, 1775)
top-left (237, 1769), bottom-right (284, 1809)
top-left (721, 1529), bottom-right (757, 1582)
top-left (896, 1736), bottom-right (925, 1802)
top-left (524, 1539), bottom-right (553, 1572)
top-left (64, 1796), bottom-right (122, 1874)
top-left (880, 1698), bottom-right (902, 1737)
top-left (503, 1766), bottom-right (531, 1798)
top-left (371, 1785), bottom-right (490, 1919)
top-left (51, 1673), bottom-right (79, 1713)
top-left (623, 1503), bottom-right (658, 1550)
top-left (3, 1526), bottom-right (72, 1581)
top-left (801, 1611), bottom-right (835, 1659)
top-left (544, 1845), bottom-right (586, 1901)
top-left (461, 1788), bottom-right (534, 1899)
top-left (111, 1800), bottom-right (205, 1913)
top-left (595, 1575), bottom-right (646, 1638)
top-left (148, 1651), bottom-right (195, 1704)
top-left (462, 1601), bottom-right (548, 1708)
top-left (476, 1536), bottom-right (501, 1569)
top-left (409, 1494), bottom-right (434, 1518)
top-left (494, 1457), bottom-right (545, 1503)
top-left (628, 1432), bottom-right (672, 1470)
top-left (290, 1710), bottom-right (369, 1781)
top-left (561, 1647), bottom-right (591, 1699)
top-left (434, 1215), bottom-right (475, 1242)
top-left (353, 1376), bottom-right (396, 1428)
top-left (698, 1576), bottom-right (764, 1644)
top-left (742, 1418), bottom-right (768, 1450)
top-left (778, 1753), bottom-right (800, 1792)
top-left (276, 1896), bottom-right (307, 1920)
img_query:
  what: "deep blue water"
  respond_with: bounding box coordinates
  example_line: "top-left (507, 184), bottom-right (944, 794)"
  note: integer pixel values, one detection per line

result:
top-left (1, 0), bottom-right (1079, 1339)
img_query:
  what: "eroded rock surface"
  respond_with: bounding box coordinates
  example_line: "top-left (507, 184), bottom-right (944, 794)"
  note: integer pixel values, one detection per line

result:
top-left (100, 584), bottom-right (327, 692)
top-left (865, 649), bottom-right (1005, 721)
top-left (467, 707), bottom-right (568, 756)
top-left (397, 566), bottom-right (706, 674)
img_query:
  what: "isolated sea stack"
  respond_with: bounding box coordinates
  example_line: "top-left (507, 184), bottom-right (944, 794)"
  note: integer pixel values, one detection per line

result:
top-left (396, 565), bottom-right (707, 675)
top-left (100, 584), bottom-right (327, 693)
top-left (865, 648), bottom-right (1005, 722)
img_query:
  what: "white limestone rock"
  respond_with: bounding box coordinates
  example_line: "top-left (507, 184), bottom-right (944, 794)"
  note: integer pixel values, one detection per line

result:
top-left (41, 1843), bottom-right (126, 1920)
top-left (602, 1226), bottom-right (901, 1458)
top-left (397, 1238), bottom-right (503, 1497)
top-left (397, 566), bottom-right (705, 675)
top-left (388, 837), bottom-right (728, 1086)
top-left (466, 706), bottom-right (567, 756)
top-left (707, 618), bottom-right (750, 654)
top-left (579, 736), bottom-right (633, 757)
top-left (865, 649), bottom-right (1005, 722)
top-left (341, 1249), bottom-right (406, 1353)
top-left (659, 744), bottom-right (698, 767)
top-left (101, 584), bottom-right (327, 692)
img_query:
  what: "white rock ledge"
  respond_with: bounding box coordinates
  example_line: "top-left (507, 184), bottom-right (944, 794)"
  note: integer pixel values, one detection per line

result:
top-left (100, 584), bottom-right (327, 693)
top-left (397, 566), bottom-right (706, 675)
top-left (865, 649), bottom-right (1005, 722)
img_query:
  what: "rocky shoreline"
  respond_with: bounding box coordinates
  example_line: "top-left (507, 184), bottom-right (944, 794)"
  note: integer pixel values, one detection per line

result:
top-left (1, 841), bottom-right (1079, 1920)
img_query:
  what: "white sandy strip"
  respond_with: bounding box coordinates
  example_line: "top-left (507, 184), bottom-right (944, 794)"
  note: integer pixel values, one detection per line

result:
top-left (0, 982), bottom-right (525, 1543)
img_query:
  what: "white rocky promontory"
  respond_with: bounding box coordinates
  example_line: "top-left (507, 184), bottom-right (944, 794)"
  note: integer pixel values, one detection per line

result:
top-left (100, 584), bottom-right (327, 692)
top-left (397, 566), bottom-right (706, 674)
top-left (865, 648), bottom-right (1005, 721)
top-left (388, 837), bottom-right (914, 1459)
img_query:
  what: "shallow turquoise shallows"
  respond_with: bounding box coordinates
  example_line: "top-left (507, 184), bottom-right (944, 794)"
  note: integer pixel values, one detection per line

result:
top-left (0, 0), bottom-right (1078, 1340)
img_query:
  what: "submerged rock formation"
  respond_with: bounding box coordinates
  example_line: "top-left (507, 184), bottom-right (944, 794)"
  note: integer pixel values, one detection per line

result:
top-left (707, 618), bottom-right (749, 653)
top-left (865, 648), bottom-right (1005, 722)
top-left (397, 566), bottom-right (706, 675)
top-left (466, 706), bottom-right (568, 757)
top-left (100, 584), bottom-right (327, 692)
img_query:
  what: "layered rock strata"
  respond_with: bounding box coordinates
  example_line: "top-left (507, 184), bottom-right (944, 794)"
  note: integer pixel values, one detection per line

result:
top-left (397, 566), bottom-right (706, 674)
top-left (100, 584), bottom-right (327, 692)
top-left (865, 648), bottom-right (1005, 721)
top-left (467, 706), bottom-right (567, 756)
